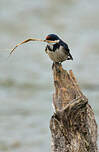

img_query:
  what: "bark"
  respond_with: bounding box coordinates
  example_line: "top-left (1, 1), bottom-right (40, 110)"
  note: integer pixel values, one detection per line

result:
top-left (50, 63), bottom-right (98, 152)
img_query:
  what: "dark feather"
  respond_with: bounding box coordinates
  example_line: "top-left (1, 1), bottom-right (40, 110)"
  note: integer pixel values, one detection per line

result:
top-left (59, 40), bottom-right (70, 53)
top-left (45, 45), bottom-right (52, 52)
top-left (60, 40), bottom-right (73, 60)
top-left (53, 43), bottom-right (60, 52)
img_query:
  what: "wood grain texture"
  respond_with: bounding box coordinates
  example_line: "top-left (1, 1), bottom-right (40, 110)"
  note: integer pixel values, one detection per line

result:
top-left (50, 63), bottom-right (98, 152)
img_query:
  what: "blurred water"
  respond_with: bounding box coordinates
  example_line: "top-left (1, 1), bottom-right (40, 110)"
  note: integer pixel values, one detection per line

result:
top-left (0, 0), bottom-right (99, 151)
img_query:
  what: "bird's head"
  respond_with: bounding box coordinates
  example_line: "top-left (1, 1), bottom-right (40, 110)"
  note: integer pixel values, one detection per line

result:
top-left (45, 34), bottom-right (60, 44)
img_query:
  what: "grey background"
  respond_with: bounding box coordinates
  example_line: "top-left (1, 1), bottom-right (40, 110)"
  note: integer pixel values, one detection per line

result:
top-left (0, 0), bottom-right (99, 151)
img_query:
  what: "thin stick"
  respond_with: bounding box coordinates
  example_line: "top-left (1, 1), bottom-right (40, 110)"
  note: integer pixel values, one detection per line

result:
top-left (10, 38), bottom-right (59, 55)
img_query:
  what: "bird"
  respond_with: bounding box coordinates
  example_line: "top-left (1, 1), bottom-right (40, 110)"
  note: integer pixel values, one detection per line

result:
top-left (45, 34), bottom-right (73, 63)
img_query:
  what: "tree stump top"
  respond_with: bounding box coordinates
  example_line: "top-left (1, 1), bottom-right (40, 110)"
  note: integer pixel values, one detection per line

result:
top-left (53, 63), bottom-right (87, 112)
top-left (50, 63), bottom-right (98, 152)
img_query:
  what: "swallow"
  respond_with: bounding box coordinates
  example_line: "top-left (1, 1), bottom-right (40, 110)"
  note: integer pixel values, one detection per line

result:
top-left (45, 34), bottom-right (73, 63)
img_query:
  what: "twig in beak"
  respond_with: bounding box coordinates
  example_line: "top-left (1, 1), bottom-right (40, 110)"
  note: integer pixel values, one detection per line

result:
top-left (10, 38), bottom-right (43, 55)
top-left (10, 38), bottom-right (59, 55)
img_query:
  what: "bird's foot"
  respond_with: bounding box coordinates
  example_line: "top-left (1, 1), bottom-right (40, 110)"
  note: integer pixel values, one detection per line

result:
top-left (52, 62), bottom-right (62, 73)
top-left (52, 62), bottom-right (60, 69)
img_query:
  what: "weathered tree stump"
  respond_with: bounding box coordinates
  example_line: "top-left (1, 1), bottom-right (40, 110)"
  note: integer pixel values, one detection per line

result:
top-left (50, 63), bottom-right (98, 152)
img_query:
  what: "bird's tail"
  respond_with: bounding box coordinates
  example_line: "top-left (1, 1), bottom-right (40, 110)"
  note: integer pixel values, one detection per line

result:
top-left (67, 52), bottom-right (73, 60)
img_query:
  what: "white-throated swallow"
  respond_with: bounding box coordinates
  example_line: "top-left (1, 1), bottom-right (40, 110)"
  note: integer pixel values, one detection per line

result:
top-left (45, 34), bottom-right (73, 63)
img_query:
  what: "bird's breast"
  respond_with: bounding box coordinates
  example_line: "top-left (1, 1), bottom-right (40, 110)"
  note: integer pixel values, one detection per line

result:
top-left (46, 45), bottom-right (68, 63)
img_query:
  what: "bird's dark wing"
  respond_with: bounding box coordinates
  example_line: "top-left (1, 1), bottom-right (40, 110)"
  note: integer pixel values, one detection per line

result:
top-left (60, 41), bottom-right (73, 60)
top-left (60, 41), bottom-right (70, 53)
